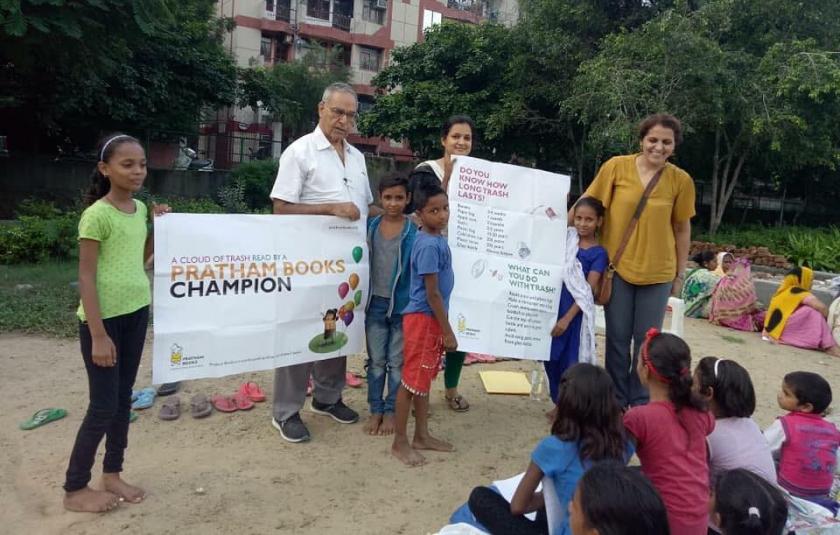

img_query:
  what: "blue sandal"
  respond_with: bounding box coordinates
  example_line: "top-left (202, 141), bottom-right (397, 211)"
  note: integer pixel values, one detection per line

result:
top-left (131, 387), bottom-right (157, 410)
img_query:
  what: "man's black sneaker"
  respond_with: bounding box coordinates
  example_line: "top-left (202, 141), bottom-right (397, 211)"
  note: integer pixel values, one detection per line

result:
top-left (310, 399), bottom-right (359, 424)
top-left (272, 413), bottom-right (311, 443)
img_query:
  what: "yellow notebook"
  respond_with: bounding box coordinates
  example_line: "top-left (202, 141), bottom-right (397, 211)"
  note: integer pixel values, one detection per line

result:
top-left (479, 371), bottom-right (532, 395)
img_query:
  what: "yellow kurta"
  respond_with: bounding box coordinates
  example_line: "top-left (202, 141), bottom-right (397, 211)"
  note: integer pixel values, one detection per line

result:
top-left (585, 154), bottom-right (696, 285)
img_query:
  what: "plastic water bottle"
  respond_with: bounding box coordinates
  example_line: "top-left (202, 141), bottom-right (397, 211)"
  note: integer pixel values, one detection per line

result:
top-left (530, 366), bottom-right (545, 401)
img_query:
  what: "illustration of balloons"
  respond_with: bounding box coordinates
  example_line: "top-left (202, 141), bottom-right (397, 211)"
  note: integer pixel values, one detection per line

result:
top-left (352, 246), bottom-right (363, 263)
top-left (339, 305), bottom-right (347, 318)
top-left (354, 290), bottom-right (362, 306)
top-left (348, 273), bottom-right (359, 290)
top-left (338, 282), bottom-right (349, 299)
top-left (344, 300), bottom-right (355, 312)
top-left (342, 310), bottom-right (354, 326)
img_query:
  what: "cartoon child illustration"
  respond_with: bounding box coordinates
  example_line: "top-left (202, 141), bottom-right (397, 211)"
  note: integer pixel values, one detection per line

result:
top-left (322, 309), bottom-right (338, 345)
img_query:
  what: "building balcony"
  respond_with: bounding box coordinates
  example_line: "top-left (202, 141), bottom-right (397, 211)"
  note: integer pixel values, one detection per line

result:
top-left (447, 0), bottom-right (486, 16)
top-left (332, 11), bottom-right (352, 31)
top-left (265, 0), bottom-right (292, 22)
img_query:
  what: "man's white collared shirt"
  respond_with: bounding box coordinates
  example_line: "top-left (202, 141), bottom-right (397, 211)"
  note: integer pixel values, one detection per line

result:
top-left (270, 126), bottom-right (373, 215)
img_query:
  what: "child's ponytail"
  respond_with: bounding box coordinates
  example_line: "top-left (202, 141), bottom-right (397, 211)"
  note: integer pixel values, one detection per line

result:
top-left (714, 469), bottom-right (787, 535)
top-left (641, 330), bottom-right (706, 413)
top-left (84, 133), bottom-right (140, 206)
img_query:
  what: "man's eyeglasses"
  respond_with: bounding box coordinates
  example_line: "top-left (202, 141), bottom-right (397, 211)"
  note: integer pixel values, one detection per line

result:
top-left (329, 107), bottom-right (358, 122)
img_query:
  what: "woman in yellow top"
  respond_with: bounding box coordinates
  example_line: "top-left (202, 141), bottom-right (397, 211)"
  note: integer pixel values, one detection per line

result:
top-left (576, 114), bottom-right (695, 407)
top-left (763, 266), bottom-right (840, 357)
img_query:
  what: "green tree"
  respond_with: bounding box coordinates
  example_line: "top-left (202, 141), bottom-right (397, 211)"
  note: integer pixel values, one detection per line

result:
top-left (238, 43), bottom-right (350, 141)
top-left (359, 21), bottom-right (519, 160)
top-left (0, 0), bottom-right (237, 149)
top-left (566, 0), bottom-right (840, 232)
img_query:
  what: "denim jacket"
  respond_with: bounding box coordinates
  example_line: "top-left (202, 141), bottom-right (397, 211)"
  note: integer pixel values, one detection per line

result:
top-left (366, 215), bottom-right (417, 317)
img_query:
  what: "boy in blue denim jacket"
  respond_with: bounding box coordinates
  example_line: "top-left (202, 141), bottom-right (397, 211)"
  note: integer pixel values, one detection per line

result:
top-left (364, 174), bottom-right (417, 435)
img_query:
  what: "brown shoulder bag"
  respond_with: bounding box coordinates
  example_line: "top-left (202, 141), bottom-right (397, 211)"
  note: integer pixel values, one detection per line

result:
top-left (595, 167), bottom-right (665, 306)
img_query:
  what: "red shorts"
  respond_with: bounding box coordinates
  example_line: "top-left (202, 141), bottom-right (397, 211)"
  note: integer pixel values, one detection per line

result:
top-left (401, 313), bottom-right (443, 396)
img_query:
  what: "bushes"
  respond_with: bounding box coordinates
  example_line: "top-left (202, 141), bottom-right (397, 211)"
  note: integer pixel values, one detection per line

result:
top-left (0, 214), bottom-right (79, 264)
top-left (696, 225), bottom-right (840, 273)
top-left (230, 159), bottom-right (279, 211)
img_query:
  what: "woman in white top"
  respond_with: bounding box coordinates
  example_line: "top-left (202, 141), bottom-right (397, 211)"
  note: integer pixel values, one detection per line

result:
top-left (407, 115), bottom-right (475, 412)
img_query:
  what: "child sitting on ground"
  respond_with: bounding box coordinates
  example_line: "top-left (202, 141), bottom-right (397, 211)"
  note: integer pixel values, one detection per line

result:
top-left (468, 363), bottom-right (633, 535)
top-left (568, 461), bottom-right (669, 535)
top-left (694, 357), bottom-right (777, 486)
top-left (712, 469), bottom-right (788, 535)
top-left (624, 330), bottom-right (714, 535)
top-left (391, 184), bottom-right (455, 466)
top-left (364, 174), bottom-right (417, 436)
top-left (764, 371), bottom-right (840, 509)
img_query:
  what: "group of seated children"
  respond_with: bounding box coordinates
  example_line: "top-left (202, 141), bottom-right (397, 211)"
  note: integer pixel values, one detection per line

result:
top-left (683, 251), bottom-right (840, 357)
top-left (460, 330), bottom-right (838, 535)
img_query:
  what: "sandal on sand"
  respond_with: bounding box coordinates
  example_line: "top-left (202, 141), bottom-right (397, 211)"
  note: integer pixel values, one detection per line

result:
top-left (158, 396), bottom-right (181, 421)
top-left (190, 394), bottom-right (213, 418)
top-left (238, 382), bottom-right (266, 402)
top-left (445, 395), bottom-right (470, 412)
top-left (212, 394), bottom-right (237, 413)
top-left (345, 371), bottom-right (363, 388)
top-left (132, 387), bottom-right (157, 410)
top-left (231, 391), bottom-right (255, 411)
top-left (19, 408), bottom-right (67, 430)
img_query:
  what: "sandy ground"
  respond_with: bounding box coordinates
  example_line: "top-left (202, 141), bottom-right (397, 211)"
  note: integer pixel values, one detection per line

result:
top-left (1, 318), bottom-right (839, 535)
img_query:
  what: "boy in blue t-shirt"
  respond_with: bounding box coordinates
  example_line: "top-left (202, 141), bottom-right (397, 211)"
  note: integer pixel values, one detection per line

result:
top-left (364, 174), bottom-right (417, 436)
top-left (391, 184), bottom-right (456, 466)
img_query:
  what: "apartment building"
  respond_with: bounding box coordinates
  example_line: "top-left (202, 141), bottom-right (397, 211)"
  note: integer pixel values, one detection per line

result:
top-left (213, 0), bottom-right (517, 162)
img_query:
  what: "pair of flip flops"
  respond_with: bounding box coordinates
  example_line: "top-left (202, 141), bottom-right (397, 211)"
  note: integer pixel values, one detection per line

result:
top-left (159, 394), bottom-right (213, 420)
top-left (131, 387), bottom-right (157, 410)
top-left (212, 382), bottom-right (265, 412)
top-left (19, 408), bottom-right (67, 430)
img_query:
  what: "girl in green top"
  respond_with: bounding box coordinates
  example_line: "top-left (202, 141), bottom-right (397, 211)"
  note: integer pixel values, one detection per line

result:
top-left (63, 134), bottom-right (169, 513)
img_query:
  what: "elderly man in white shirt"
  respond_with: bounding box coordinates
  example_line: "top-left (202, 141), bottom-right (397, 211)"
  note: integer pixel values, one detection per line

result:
top-left (269, 82), bottom-right (380, 443)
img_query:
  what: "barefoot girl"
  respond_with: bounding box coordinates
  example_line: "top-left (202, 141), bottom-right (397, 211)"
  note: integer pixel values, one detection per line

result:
top-left (63, 134), bottom-right (169, 512)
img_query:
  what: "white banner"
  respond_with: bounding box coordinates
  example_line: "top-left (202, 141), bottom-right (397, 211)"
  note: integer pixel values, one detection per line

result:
top-left (152, 214), bottom-right (369, 383)
top-left (448, 156), bottom-right (570, 360)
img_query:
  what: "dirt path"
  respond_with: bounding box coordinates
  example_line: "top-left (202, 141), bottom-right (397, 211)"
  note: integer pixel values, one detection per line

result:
top-left (1, 319), bottom-right (838, 535)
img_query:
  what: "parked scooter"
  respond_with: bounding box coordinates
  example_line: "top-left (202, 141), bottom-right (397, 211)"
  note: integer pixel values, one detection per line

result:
top-left (173, 140), bottom-right (214, 171)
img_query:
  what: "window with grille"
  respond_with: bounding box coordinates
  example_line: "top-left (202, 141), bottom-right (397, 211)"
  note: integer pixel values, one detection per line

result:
top-left (358, 46), bottom-right (382, 72)
top-left (307, 0), bottom-right (330, 19)
top-left (362, 0), bottom-right (385, 24)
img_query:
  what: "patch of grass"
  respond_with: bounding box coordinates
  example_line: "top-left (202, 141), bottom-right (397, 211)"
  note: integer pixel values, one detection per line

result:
top-left (719, 334), bottom-right (746, 345)
top-left (0, 261), bottom-right (79, 337)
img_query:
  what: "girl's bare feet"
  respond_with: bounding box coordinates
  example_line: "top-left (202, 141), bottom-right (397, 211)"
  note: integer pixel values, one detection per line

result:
top-left (363, 414), bottom-right (382, 435)
top-left (378, 413), bottom-right (396, 436)
top-left (102, 473), bottom-right (145, 504)
top-left (63, 487), bottom-right (120, 512)
top-left (413, 433), bottom-right (453, 452)
top-left (391, 437), bottom-right (426, 466)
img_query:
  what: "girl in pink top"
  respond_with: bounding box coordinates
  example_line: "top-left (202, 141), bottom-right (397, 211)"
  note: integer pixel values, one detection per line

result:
top-left (624, 330), bottom-right (714, 535)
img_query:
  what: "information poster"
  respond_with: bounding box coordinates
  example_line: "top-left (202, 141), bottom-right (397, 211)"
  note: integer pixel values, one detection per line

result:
top-left (152, 214), bottom-right (368, 383)
top-left (448, 156), bottom-right (570, 360)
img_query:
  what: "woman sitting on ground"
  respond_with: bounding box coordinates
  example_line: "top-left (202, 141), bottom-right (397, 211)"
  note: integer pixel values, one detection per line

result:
top-left (763, 266), bottom-right (840, 357)
top-left (709, 254), bottom-right (764, 332)
top-left (682, 251), bottom-right (722, 318)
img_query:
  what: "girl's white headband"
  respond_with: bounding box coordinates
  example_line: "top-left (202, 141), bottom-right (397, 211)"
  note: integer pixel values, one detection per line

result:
top-left (100, 135), bottom-right (131, 161)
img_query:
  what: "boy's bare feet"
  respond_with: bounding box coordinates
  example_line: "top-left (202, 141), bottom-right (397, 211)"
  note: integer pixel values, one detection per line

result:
top-left (363, 414), bottom-right (382, 435)
top-left (378, 413), bottom-right (396, 436)
top-left (413, 434), bottom-right (454, 452)
top-left (102, 473), bottom-right (145, 504)
top-left (392, 438), bottom-right (426, 466)
top-left (63, 487), bottom-right (120, 512)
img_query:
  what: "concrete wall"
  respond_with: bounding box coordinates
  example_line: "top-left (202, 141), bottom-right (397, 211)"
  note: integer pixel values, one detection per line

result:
top-left (0, 153), bottom-right (418, 218)
top-left (0, 156), bottom-right (233, 217)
